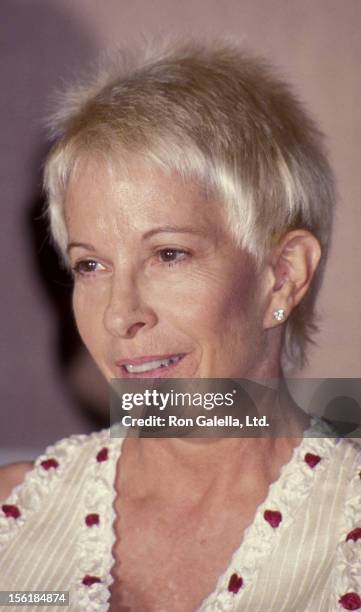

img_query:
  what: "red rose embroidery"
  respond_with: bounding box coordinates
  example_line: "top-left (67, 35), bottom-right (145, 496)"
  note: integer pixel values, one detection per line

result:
top-left (2, 504), bottom-right (21, 519)
top-left (85, 513), bottom-right (100, 527)
top-left (40, 458), bottom-right (59, 470)
top-left (227, 573), bottom-right (243, 594)
top-left (96, 447), bottom-right (109, 462)
top-left (264, 510), bottom-right (282, 528)
top-left (82, 575), bottom-right (102, 587)
top-left (346, 527), bottom-right (361, 543)
top-left (304, 453), bottom-right (321, 468)
top-left (339, 592), bottom-right (361, 610)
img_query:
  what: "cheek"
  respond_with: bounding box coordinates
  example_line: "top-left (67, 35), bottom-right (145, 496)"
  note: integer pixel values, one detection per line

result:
top-left (150, 268), bottom-right (228, 329)
top-left (197, 270), bottom-right (263, 357)
top-left (195, 266), bottom-right (258, 326)
top-left (72, 287), bottom-right (102, 357)
top-left (152, 265), bottom-right (259, 344)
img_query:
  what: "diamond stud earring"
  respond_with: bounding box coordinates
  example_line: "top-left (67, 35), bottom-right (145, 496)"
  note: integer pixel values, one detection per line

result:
top-left (273, 308), bottom-right (286, 322)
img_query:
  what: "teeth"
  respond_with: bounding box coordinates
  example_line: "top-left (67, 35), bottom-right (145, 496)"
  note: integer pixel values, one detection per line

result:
top-left (124, 355), bottom-right (182, 373)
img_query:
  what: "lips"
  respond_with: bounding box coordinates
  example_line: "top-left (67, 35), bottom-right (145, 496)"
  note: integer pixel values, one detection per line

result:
top-left (115, 353), bottom-right (187, 378)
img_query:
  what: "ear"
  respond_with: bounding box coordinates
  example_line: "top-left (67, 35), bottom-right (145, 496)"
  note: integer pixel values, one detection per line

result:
top-left (263, 230), bottom-right (321, 329)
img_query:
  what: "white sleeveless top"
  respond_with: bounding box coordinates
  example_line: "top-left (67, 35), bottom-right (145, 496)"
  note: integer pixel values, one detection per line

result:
top-left (0, 426), bottom-right (360, 612)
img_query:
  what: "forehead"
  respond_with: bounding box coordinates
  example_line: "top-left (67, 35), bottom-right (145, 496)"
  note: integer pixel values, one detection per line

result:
top-left (64, 155), bottom-right (227, 239)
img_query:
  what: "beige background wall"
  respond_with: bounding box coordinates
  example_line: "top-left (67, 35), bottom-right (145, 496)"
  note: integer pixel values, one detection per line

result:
top-left (1, 0), bottom-right (360, 462)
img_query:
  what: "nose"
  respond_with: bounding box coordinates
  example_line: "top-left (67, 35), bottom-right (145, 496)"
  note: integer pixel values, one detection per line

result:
top-left (103, 272), bottom-right (157, 339)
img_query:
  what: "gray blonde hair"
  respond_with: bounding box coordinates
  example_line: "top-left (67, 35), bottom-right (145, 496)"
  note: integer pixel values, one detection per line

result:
top-left (43, 39), bottom-right (336, 370)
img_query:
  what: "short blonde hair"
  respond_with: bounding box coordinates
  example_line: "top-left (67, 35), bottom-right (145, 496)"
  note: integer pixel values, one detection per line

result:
top-left (44, 39), bottom-right (336, 370)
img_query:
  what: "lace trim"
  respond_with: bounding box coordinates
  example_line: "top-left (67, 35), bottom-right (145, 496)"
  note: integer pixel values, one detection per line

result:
top-left (332, 442), bottom-right (361, 610)
top-left (72, 429), bottom-right (123, 612)
top-left (198, 420), bottom-right (338, 611)
top-left (0, 432), bottom-right (90, 551)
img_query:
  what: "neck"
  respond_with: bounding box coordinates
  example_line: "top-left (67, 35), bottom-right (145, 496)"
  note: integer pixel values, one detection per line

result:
top-left (116, 379), bottom-right (309, 511)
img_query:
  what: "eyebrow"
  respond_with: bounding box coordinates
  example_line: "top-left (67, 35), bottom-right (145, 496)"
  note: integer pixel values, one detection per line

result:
top-left (143, 225), bottom-right (209, 240)
top-left (66, 242), bottom-right (96, 254)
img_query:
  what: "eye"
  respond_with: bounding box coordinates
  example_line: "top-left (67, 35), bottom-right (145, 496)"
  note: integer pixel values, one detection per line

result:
top-left (72, 259), bottom-right (106, 276)
top-left (157, 248), bottom-right (189, 265)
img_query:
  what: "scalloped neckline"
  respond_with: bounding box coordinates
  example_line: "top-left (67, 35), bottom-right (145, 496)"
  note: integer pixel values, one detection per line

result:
top-left (101, 425), bottom-right (337, 610)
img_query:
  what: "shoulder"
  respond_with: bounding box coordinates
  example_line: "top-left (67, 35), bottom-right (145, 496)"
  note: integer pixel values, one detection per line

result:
top-left (324, 437), bottom-right (361, 507)
top-left (328, 439), bottom-right (361, 607)
top-left (302, 435), bottom-right (360, 531)
top-left (0, 462), bottom-right (34, 503)
top-left (0, 428), bottom-right (114, 505)
top-left (337, 437), bottom-right (361, 484)
top-left (339, 438), bottom-right (360, 523)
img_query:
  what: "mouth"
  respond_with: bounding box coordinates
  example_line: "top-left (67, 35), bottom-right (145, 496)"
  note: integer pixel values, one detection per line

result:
top-left (115, 353), bottom-right (186, 378)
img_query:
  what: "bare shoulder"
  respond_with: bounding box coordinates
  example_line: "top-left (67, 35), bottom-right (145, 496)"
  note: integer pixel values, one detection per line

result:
top-left (0, 461), bottom-right (34, 503)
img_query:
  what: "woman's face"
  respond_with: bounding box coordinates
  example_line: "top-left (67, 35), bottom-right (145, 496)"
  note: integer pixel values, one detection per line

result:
top-left (65, 157), bottom-right (271, 380)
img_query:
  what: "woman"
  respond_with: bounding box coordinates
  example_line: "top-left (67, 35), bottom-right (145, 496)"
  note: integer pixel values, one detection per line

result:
top-left (0, 41), bottom-right (360, 611)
